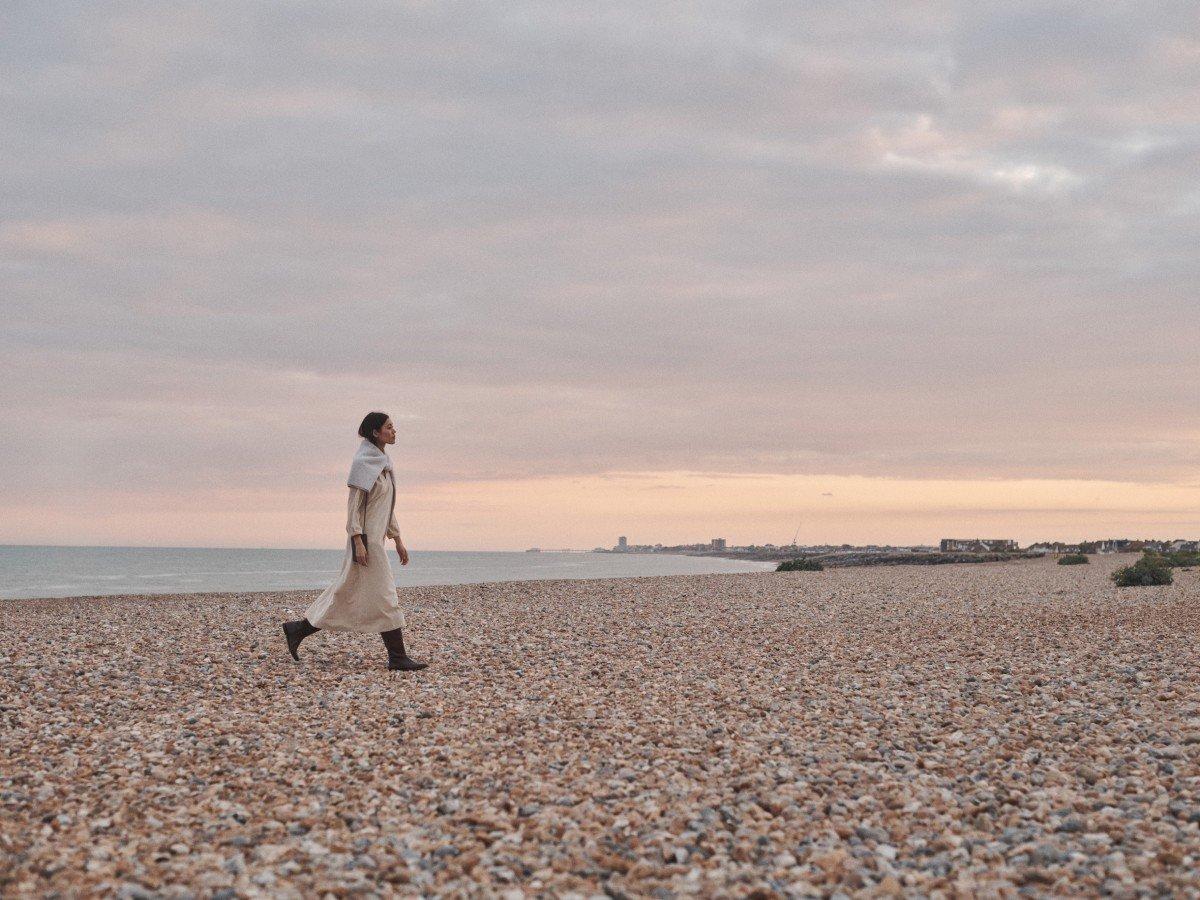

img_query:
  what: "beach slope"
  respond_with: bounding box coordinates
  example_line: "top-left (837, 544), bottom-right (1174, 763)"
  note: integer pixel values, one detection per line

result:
top-left (2, 555), bottom-right (1198, 896)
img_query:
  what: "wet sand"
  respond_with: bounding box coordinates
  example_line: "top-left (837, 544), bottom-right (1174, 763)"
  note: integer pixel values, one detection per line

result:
top-left (2, 554), bottom-right (1198, 897)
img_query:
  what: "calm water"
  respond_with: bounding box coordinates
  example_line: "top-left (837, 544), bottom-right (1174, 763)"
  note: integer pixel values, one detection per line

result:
top-left (0, 545), bottom-right (775, 600)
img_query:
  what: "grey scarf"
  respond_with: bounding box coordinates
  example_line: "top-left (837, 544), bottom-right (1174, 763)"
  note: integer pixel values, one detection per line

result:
top-left (347, 439), bottom-right (393, 492)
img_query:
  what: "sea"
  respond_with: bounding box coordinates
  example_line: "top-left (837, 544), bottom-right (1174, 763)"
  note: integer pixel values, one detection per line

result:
top-left (0, 545), bottom-right (776, 600)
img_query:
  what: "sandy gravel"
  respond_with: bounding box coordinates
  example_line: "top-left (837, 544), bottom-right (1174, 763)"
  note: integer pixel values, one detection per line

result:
top-left (2, 553), bottom-right (1199, 897)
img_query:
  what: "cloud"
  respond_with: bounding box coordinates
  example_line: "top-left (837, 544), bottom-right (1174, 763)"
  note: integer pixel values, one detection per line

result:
top-left (871, 113), bottom-right (1083, 192)
top-left (2, 1), bottom-right (1199, 547)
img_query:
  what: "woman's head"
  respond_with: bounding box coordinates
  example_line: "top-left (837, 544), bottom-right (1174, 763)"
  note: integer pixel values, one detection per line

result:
top-left (358, 411), bottom-right (395, 447)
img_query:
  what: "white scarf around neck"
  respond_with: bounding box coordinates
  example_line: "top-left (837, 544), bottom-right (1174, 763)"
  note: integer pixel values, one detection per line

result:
top-left (347, 439), bottom-right (393, 492)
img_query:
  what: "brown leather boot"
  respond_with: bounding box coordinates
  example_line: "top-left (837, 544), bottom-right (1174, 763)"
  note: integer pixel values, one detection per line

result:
top-left (282, 618), bottom-right (319, 661)
top-left (381, 627), bottom-right (427, 671)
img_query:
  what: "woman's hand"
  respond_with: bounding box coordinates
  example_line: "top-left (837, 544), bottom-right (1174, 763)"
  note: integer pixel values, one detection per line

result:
top-left (395, 538), bottom-right (409, 566)
top-left (353, 535), bottom-right (368, 566)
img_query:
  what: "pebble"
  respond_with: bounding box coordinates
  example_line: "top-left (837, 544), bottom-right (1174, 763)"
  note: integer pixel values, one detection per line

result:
top-left (2, 555), bottom-right (1199, 895)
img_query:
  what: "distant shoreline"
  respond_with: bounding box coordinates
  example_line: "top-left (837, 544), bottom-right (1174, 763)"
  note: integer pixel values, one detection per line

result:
top-left (688, 549), bottom-right (1054, 567)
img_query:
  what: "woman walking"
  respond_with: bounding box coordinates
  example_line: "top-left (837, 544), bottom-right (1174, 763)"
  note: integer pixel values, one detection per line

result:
top-left (282, 412), bottom-right (427, 671)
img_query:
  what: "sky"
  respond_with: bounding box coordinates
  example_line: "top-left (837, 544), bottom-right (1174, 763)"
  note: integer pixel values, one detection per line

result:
top-left (2, 1), bottom-right (1199, 550)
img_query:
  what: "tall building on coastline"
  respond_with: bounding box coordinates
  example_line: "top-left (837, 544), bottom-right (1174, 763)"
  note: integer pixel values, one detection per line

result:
top-left (617, 536), bottom-right (628, 551)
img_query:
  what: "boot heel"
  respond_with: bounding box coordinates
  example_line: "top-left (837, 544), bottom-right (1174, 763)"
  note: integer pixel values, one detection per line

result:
top-left (283, 619), bottom-right (319, 661)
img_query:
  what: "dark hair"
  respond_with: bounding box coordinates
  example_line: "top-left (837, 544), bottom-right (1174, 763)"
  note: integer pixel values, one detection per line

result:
top-left (358, 411), bottom-right (390, 442)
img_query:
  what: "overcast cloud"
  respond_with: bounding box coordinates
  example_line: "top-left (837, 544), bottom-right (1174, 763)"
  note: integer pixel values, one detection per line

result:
top-left (3, 2), bottom-right (1198, 518)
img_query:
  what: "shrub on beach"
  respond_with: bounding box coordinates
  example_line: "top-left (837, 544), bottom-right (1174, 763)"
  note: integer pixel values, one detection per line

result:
top-left (1154, 550), bottom-right (1200, 569)
top-left (777, 558), bottom-right (823, 572)
top-left (1111, 556), bottom-right (1173, 587)
top-left (1057, 554), bottom-right (1089, 565)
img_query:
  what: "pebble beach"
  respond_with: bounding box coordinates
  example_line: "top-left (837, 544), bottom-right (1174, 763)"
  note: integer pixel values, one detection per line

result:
top-left (2, 554), bottom-right (1199, 898)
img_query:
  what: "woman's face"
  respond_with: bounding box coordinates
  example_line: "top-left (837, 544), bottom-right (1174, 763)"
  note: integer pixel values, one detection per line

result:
top-left (375, 419), bottom-right (396, 445)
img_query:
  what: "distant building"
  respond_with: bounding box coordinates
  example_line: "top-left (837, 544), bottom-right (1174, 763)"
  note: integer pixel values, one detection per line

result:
top-left (1095, 539), bottom-right (1138, 554)
top-left (711, 538), bottom-right (726, 550)
top-left (1027, 538), bottom-right (1199, 555)
top-left (1029, 541), bottom-right (1081, 555)
top-left (940, 538), bottom-right (1018, 553)
top-left (616, 536), bottom-right (628, 552)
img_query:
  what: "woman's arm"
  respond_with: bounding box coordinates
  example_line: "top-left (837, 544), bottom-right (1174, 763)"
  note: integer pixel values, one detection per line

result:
top-left (347, 487), bottom-right (368, 565)
top-left (387, 507), bottom-right (408, 565)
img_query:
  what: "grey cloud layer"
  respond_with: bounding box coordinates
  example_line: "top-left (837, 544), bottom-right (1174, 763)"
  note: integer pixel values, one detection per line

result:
top-left (3, 1), bottom-right (1198, 496)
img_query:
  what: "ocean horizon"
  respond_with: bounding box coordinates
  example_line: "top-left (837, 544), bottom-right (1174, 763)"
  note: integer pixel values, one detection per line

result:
top-left (0, 544), bottom-right (776, 600)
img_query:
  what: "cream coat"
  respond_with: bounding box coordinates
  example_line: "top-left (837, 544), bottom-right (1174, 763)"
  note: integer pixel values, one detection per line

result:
top-left (305, 468), bottom-right (406, 632)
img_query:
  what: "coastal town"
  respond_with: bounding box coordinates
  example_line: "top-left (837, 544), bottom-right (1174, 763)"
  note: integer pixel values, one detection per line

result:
top-left (531, 535), bottom-right (1200, 566)
top-left (609, 534), bottom-right (1199, 553)
top-left (526, 535), bottom-right (1200, 560)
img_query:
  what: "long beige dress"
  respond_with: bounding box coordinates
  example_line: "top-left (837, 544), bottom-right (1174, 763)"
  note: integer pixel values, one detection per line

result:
top-left (305, 469), bottom-right (406, 632)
